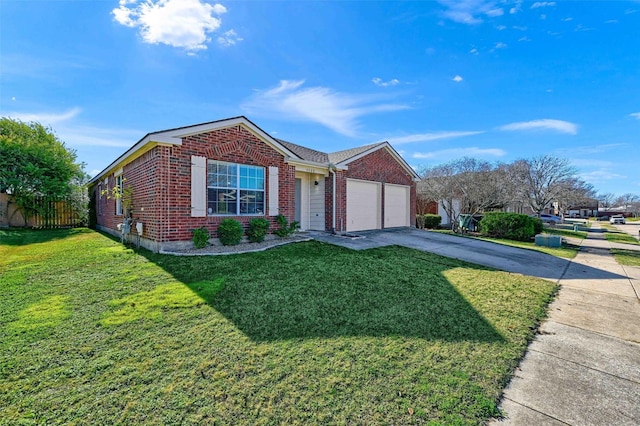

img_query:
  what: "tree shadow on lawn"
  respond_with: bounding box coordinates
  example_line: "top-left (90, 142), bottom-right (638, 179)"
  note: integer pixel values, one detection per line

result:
top-left (0, 227), bottom-right (90, 246)
top-left (143, 241), bottom-right (507, 344)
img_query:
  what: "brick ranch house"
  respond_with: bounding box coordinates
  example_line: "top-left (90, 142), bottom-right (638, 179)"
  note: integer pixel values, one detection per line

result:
top-left (88, 116), bottom-right (419, 252)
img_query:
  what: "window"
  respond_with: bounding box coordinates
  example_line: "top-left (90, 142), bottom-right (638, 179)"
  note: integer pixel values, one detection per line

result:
top-left (97, 184), bottom-right (103, 215)
top-left (207, 160), bottom-right (265, 215)
top-left (115, 175), bottom-right (123, 215)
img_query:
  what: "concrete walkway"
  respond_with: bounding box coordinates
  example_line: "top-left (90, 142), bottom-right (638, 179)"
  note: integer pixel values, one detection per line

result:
top-left (491, 222), bottom-right (640, 425)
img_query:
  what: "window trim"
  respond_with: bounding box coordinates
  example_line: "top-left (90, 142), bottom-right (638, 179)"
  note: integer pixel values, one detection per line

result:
top-left (207, 160), bottom-right (265, 216)
top-left (115, 174), bottom-right (123, 216)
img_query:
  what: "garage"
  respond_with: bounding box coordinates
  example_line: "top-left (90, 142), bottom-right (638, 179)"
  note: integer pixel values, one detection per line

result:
top-left (346, 179), bottom-right (381, 232)
top-left (384, 184), bottom-right (410, 228)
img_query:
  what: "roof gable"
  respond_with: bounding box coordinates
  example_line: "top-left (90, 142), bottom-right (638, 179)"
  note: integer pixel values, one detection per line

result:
top-left (89, 116), bottom-right (299, 185)
top-left (332, 142), bottom-right (420, 180)
top-left (277, 139), bottom-right (329, 163)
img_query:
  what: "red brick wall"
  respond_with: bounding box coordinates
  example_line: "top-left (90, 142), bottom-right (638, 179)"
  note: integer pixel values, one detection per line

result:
top-left (94, 147), bottom-right (165, 241)
top-left (93, 125), bottom-right (295, 247)
top-left (165, 125), bottom-right (295, 242)
top-left (330, 147), bottom-right (416, 231)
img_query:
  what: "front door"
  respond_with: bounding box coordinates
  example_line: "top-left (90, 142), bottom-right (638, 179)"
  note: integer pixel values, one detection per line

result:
top-left (294, 178), bottom-right (302, 223)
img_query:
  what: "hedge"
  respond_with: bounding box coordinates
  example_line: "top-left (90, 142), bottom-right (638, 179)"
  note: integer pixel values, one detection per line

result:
top-left (479, 212), bottom-right (538, 242)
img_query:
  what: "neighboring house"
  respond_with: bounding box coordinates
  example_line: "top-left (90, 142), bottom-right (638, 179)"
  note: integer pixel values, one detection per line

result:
top-left (88, 116), bottom-right (419, 252)
top-left (565, 199), bottom-right (599, 218)
top-left (419, 198), bottom-right (461, 227)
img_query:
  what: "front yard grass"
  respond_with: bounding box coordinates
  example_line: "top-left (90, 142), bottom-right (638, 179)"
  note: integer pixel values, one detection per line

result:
top-left (0, 229), bottom-right (557, 425)
top-left (433, 228), bottom-right (582, 259)
top-left (610, 248), bottom-right (640, 266)
top-left (603, 229), bottom-right (640, 245)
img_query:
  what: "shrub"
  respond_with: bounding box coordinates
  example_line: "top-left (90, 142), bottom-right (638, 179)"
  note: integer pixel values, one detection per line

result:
top-left (479, 212), bottom-right (535, 242)
top-left (274, 214), bottom-right (299, 238)
top-left (192, 227), bottom-right (210, 249)
top-left (218, 219), bottom-right (243, 246)
top-left (531, 217), bottom-right (544, 235)
top-left (247, 218), bottom-right (270, 243)
top-left (424, 214), bottom-right (442, 229)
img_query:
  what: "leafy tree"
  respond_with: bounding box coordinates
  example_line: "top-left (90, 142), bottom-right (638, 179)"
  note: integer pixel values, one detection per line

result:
top-left (0, 117), bottom-right (86, 224)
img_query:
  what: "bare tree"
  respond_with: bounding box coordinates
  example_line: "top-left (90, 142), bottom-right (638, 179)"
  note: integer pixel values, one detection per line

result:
top-left (615, 193), bottom-right (640, 213)
top-left (597, 192), bottom-right (616, 209)
top-left (451, 158), bottom-right (511, 215)
top-left (418, 158), bottom-right (512, 231)
top-left (418, 162), bottom-right (459, 230)
top-left (510, 156), bottom-right (578, 216)
top-left (555, 178), bottom-right (596, 214)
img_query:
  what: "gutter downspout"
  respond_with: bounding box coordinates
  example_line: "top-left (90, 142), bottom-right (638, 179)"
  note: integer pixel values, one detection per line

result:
top-left (329, 163), bottom-right (337, 234)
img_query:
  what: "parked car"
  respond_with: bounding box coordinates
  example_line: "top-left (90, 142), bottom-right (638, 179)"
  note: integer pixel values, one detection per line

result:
top-left (537, 214), bottom-right (563, 224)
top-left (609, 215), bottom-right (626, 224)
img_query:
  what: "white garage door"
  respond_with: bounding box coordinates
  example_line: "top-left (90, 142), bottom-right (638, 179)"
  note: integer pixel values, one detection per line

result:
top-left (384, 184), bottom-right (410, 228)
top-left (346, 179), bottom-right (381, 232)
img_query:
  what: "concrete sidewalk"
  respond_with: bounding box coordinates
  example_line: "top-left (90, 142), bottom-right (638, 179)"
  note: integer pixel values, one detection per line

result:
top-left (491, 222), bottom-right (640, 425)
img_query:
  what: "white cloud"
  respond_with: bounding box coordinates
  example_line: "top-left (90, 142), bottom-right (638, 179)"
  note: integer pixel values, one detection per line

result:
top-left (242, 80), bottom-right (409, 137)
top-left (112, 0), bottom-right (232, 52)
top-left (531, 2), bottom-right (556, 9)
top-left (217, 29), bottom-right (243, 47)
top-left (437, 0), bottom-right (501, 24)
top-left (604, 19), bottom-right (618, 24)
top-left (470, 48), bottom-right (479, 55)
top-left (57, 125), bottom-right (141, 148)
top-left (2, 106), bottom-right (142, 148)
top-left (498, 119), bottom-right (578, 135)
top-left (629, 112), bottom-right (640, 119)
top-left (388, 131), bottom-right (483, 145)
top-left (579, 170), bottom-right (625, 184)
top-left (413, 147), bottom-right (506, 159)
top-left (513, 25), bottom-right (527, 31)
top-left (570, 159), bottom-right (614, 168)
top-left (518, 36), bottom-right (531, 42)
top-left (496, 24), bottom-right (507, 30)
top-left (557, 143), bottom-right (627, 155)
top-left (452, 75), bottom-right (463, 83)
top-left (510, 0), bottom-right (523, 14)
top-left (372, 77), bottom-right (400, 87)
top-left (540, 14), bottom-right (547, 20)
top-left (562, 17), bottom-right (574, 22)
top-left (4, 107), bottom-right (81, 125)
top-left (495, 42), bottom-right (507, 49)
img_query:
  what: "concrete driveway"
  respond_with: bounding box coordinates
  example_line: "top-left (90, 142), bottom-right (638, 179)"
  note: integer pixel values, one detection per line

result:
top-left (312, 227), bottom-right (572, 281)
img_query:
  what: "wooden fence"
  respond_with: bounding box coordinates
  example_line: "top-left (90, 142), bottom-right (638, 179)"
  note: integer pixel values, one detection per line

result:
top-left (0, 193), bottom-right (85, 228)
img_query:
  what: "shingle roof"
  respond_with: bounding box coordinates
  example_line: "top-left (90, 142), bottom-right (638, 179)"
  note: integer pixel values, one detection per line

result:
top-left (328, 142), bottom-right (386, 164)
top-left (276, 139), bottom-right (329, 163)
top-left (277, 139), bottom-right (389, 166)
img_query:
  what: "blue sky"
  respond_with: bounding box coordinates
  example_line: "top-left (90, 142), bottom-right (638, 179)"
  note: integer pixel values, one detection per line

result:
top-left (1, 0), bottom-right (639, 196)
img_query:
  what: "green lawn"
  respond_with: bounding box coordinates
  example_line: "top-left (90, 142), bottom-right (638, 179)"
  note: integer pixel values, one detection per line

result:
top-left (604, 230), bottom-right (640, 245)
top-left (1, 229), bottom-right (557, 425)
top-left (433, 229), bottom-right (582, 259)
top-left (611, 248), bottom-right (640, 266)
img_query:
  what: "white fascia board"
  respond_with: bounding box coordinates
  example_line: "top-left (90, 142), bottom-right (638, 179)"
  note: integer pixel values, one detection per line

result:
top-left (88, 116), bottom-right (301, 187)
top-left (336, 142), bottom-right (420, 180)
top-left (286, 158), bottom-right (348, 174)
top-left (88, 135), bottom-right (180, 186)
